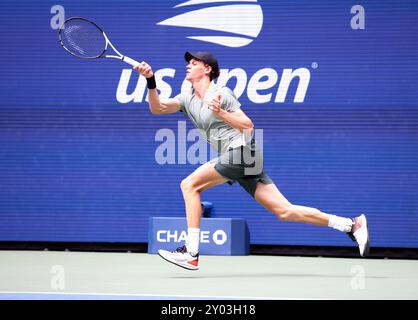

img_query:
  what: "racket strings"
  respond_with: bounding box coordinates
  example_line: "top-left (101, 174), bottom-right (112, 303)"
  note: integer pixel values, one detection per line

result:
top-left (60, 19), bottom-right (106, 58)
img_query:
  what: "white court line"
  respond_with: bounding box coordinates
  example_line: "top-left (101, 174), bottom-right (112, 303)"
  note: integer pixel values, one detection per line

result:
top-left (0, 291), bottom-right (329, 300)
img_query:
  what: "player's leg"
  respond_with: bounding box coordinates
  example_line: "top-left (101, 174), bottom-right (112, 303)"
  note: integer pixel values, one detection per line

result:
top-left (158, 161), bottom-right (228, 270)
top-left (253, 182), bottom-right (331, 226)
top-left (253, 181), bottom-right (370, 256)
top-left (180, 160), bottom-right (228, 228)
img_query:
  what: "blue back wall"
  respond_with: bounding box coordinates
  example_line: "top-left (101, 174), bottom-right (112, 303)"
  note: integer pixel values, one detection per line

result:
top-left (0, 0), bottom-right (417, 248)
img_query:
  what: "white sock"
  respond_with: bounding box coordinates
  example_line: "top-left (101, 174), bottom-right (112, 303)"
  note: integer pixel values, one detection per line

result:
top-left (185, 228), bottom-right (200, 256)
top-left (328, 214), bottom-right (353, 233)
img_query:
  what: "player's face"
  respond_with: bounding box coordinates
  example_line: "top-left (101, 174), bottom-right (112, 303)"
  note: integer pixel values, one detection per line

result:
top-left (186, 58), bottom-right (211, 82)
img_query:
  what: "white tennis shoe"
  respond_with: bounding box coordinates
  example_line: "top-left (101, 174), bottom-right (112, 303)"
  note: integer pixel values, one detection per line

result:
top-left (158, 245), bottom-right (199, 270)
top-left (347, 214), bottom-right (370, 257)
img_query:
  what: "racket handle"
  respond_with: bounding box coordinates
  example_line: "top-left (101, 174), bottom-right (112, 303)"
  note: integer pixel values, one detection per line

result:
top-left (122, 56), bottom-right (140, 67)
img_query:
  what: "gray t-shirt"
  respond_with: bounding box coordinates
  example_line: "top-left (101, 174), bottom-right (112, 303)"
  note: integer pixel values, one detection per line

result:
top-left (175, 82), bottom-right (250, 154)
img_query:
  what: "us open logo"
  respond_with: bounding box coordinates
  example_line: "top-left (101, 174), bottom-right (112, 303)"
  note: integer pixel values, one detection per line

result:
top-left (157, 0), bottom-right (263, 47)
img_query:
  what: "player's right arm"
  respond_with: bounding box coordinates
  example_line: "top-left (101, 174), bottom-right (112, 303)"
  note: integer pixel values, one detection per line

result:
top-left (147, 90), bottom-right (181, 114)
top-left (134, 62), bottom-right (181, 115)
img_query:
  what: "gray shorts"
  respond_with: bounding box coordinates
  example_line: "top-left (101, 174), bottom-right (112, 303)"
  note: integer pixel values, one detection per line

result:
top-left (210, 139), bottom-right (273, 197)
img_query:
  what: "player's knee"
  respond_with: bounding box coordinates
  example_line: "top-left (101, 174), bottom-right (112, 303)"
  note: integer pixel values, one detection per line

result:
top-left (180, 177), bottom-right (198, 194)
top-left (180, 178), bottom-right (191, 192)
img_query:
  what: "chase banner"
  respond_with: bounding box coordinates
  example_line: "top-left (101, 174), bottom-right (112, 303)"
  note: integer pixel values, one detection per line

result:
top-left (148, 217), bottom-right (250, 255)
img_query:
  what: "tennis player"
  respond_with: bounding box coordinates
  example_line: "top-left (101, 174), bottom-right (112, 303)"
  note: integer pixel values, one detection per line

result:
top-left (134, 52), bottom-right (370, 270)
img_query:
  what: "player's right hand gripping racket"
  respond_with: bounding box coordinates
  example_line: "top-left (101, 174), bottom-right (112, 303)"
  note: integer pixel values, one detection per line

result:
top-left (58, 17), bottom-right (140, 66)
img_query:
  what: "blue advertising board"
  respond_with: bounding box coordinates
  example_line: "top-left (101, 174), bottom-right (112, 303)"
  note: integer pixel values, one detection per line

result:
top-left (0, 1), bottom-right (417, 248)
top-left (148, 217), bottom-right (250, 255)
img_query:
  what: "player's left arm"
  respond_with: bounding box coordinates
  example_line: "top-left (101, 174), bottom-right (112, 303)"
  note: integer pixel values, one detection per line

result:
top-left (209, 94), bottom-right (254, 134)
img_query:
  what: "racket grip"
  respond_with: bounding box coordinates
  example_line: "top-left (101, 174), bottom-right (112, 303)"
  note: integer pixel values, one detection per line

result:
top-left (122, 56), bottom-right (140, 67)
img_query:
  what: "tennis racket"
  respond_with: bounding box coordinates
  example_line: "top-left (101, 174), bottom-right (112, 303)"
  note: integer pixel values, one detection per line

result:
top-left (58, 17), bottom-right (140, 66)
